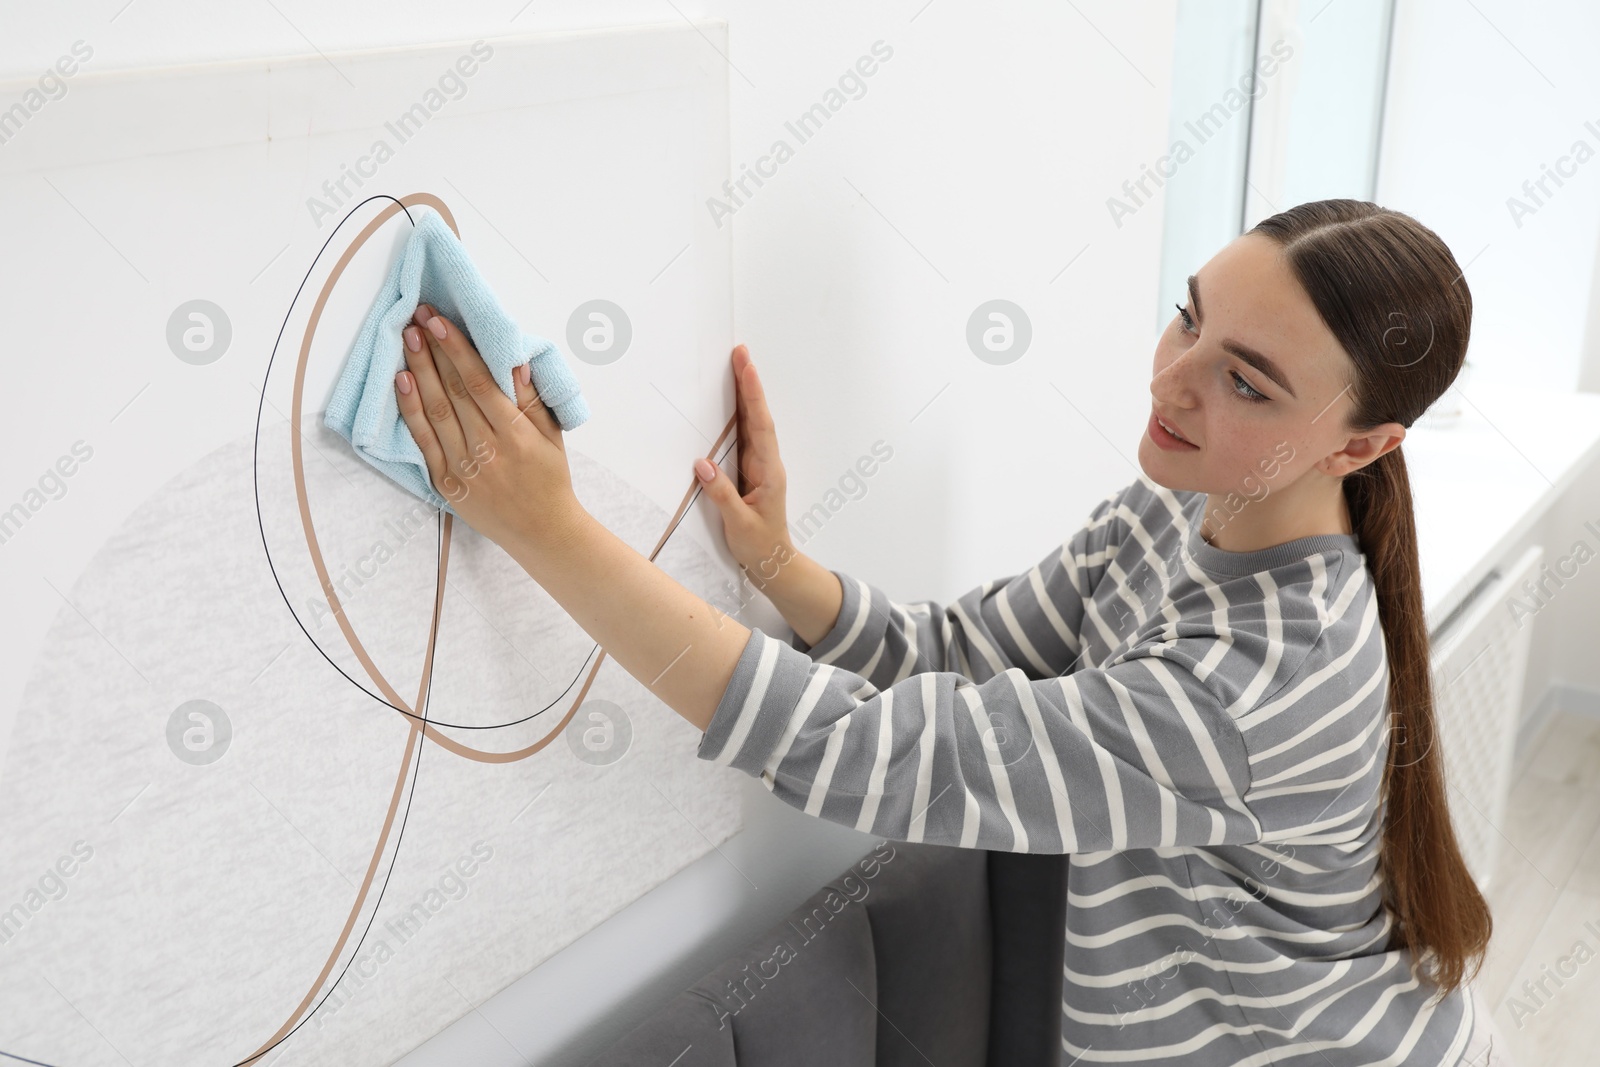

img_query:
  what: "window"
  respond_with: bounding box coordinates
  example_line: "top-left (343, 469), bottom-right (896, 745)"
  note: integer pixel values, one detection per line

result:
top-left (1156, 0), bottom-right (1396, 332)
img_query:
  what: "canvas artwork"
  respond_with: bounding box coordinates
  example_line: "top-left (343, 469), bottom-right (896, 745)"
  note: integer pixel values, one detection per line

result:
top-left (0, 25), bottom-right (742, 1066)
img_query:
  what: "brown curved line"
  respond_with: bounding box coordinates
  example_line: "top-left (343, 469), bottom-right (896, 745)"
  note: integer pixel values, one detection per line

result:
top-left (238, 702), bottom-right (422, 1066)
top-left (240, 530), bottom-right (449, 1064)
top-left (247, 191), bottom-right (738, 1056)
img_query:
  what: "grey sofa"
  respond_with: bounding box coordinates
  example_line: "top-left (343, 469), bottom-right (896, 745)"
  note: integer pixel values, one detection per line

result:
top-left (584, 841), bottom-right (1069, 1066)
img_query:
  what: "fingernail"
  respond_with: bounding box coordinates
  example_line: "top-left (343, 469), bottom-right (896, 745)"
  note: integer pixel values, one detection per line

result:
top-left (396, 370), bottom-right (412, 395)
top-left (413, 305), bottom-right (431, 325)
top-left (427, 316), bottom-right (447, 340)
top-left (404, 326), bottom-right (421, 353)
top-left (694, 457), bottom-right (715, 483)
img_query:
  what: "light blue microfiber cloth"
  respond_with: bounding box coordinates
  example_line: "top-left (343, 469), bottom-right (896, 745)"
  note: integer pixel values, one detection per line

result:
top-left (323, 204), bottom-right (590, 515)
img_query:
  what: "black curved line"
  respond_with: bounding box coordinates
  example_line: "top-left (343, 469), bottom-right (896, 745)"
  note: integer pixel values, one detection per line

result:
top-left (245, 194), bottom-right (735, 732)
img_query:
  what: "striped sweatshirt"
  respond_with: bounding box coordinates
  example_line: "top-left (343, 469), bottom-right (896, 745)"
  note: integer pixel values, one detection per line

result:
top-left (697, 473), bottom-right (1479, 1066)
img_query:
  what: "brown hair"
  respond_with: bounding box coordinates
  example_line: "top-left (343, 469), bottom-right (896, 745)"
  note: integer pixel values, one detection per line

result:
top-left (1247, 199), bottom-right (1488, 1000)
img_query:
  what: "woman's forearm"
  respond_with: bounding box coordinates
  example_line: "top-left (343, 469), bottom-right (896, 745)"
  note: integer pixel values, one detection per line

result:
top-left (749, 547), bottom-right (845, 648)
top-left (390, 315), bottom-right (805, 734)
top-left (502, 510), bottom-right (752, 734)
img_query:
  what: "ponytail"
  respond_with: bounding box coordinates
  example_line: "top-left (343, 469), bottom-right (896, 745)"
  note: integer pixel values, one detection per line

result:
top-left (1345, 444), bottom-right (1491, 999)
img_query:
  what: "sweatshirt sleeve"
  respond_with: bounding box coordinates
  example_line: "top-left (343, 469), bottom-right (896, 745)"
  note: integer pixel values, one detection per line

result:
top-left (786, 485), bottom-right (1128, 688)
top-left (697, 624), bottom-right (1262, 853)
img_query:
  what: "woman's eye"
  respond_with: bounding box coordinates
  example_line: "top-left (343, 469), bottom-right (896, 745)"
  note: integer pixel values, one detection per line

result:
top-left (1231, 370), bottom-right (1268, 402)
top-left (1174, 302), bottom-right (1195, 334)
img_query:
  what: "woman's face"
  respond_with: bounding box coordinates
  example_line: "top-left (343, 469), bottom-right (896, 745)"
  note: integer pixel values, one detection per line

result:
top-left (1139, 233), bottom-right (1397, 502)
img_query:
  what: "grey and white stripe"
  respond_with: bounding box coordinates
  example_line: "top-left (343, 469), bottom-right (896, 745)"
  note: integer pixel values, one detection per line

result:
top-left (698, 473), bottom-right (1474, 1066)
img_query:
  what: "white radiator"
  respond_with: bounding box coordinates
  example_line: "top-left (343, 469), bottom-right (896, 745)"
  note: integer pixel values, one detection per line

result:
top-left (1428, 543), bottom-right (1544, 892)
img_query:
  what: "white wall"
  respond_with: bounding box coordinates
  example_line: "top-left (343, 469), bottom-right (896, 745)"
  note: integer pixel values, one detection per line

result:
top-left (0, 0), bottom-right (1178, 610)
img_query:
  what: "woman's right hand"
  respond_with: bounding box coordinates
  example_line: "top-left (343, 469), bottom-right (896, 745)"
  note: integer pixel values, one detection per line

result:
top-left (693, 344), bottom-right (796, 589)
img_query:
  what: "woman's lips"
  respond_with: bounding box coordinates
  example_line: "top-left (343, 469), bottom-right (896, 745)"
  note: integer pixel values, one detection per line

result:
top-left (1148, 409), bottom-right (1199, 451)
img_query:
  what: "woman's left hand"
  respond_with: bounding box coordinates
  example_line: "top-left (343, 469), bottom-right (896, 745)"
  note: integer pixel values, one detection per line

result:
top-left (394, 302), bottom-right (587, 552)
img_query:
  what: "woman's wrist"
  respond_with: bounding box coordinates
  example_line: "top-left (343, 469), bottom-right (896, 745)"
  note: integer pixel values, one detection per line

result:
top-left (738, 536), bottom-right (799, 593)
top-left (749, 547), bottom-right (844, 648)
top-left (498, 494), bottom-right (595, 572)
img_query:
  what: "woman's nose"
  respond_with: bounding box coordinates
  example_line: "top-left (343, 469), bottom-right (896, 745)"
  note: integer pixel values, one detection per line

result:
top-left (1153, 346), bottom-right (1203, 395)
top-left (1151, 361), bottom-right (1191, 401)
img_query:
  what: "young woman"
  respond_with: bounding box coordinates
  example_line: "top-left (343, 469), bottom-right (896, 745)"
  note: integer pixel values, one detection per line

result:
top-left (392, 198), bottom-right (1506, 1066)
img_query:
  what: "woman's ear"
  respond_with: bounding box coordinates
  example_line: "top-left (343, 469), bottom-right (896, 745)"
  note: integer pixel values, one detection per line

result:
top-left (1322, 423), bottom-right (1406, 477)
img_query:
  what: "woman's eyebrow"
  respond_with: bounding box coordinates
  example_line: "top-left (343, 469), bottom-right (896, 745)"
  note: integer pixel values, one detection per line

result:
top-left (1188, 274), bottom-right (1299, 399)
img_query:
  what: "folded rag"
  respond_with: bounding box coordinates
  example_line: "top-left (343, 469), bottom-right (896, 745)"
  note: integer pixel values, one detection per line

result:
top-left (323, 204), bottom-right (590, 515)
